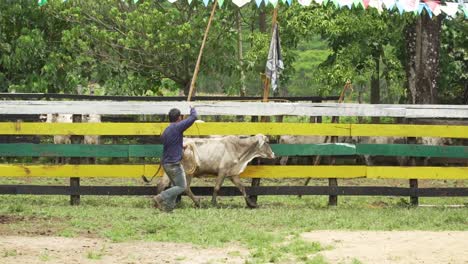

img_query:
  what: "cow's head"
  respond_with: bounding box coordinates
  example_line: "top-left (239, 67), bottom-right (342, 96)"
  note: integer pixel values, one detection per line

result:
top-left (255, 134), bottom-right (275, 159)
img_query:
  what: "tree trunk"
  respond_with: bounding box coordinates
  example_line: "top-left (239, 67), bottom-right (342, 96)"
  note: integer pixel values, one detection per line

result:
top-left (463, 82), bottom-right (468, 104)
top-left (371, 51), bottom-right (380, 123)
top-left (237, 10), bottom-right (246, 97)
top-left (258, 9), bottom-right (267, 33)
top-left (405, 14), bottom-right (442, 104)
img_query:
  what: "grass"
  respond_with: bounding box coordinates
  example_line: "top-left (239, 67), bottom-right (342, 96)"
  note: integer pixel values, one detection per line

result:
top-left (2, 249), bottom-right (18, 258)
top-left (0, 184), bottom-right (467, 263)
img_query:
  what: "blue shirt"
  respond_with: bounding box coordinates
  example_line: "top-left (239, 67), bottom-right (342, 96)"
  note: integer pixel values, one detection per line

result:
top-left (161, 108), bottom-right (197, 164)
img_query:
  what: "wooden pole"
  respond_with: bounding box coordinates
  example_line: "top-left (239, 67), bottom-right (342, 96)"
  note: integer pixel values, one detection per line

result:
top-left (261, 7), bottom-right (278, 104)
top-left (187, 0), bottom-right (218, 102)
top-left (251, 7), bottom-right (279, 205)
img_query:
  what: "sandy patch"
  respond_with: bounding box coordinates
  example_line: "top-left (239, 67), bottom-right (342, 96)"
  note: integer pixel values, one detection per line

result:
top-left (0, 236), bottom-right (248, 264)
top-left (302, 230), bottom-right (468, 264)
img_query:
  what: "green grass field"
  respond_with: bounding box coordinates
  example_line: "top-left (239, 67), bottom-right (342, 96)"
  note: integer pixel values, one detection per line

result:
top-left (0, 178), bottom-right (467, 263)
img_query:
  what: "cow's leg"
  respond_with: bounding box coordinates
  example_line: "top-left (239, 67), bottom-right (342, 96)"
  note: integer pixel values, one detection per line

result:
top-left (156, 173), bottom-right (172, 194)
top-left (364, 155), bottom-right (373, 166)
top-left (279, 156), bottom-right (289, 165)
top-left (230, 175), bottom-right (257, 208)
top-left (212, 175), bottom-right (226, 206)
top-left (185, 175), bottom-right (200, 207)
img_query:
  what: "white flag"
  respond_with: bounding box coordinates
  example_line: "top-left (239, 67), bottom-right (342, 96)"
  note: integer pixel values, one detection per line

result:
top-left (265, 24), bottom-right (284, 92)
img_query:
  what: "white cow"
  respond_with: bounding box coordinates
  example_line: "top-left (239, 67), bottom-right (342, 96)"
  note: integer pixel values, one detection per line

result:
top-left (358, 136), bottom-right (408, 166)
top-left (40, 113), bottom-right (73, 164)
top-left (82, 114), bottom-right (101, 164)
top-left (278, 135), bottom-right (356, 165)
top-left (157, 134), bottom-right (275, 208)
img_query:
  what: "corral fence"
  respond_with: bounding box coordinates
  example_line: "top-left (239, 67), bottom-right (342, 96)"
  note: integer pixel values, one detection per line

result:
top-left (0, 93), bottom-right (467, 206)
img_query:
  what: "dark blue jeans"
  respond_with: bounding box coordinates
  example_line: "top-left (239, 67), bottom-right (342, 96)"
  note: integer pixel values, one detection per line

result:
top-left (160, 163), bottom-right (187, 210)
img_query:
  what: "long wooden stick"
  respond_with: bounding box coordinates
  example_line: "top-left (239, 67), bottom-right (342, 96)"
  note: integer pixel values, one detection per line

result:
top-left (261, 7), bottom-right (279, 103)
top-left (187, 0), bottom-right (218, 102)
top-left (303, 81), bottom-right (352, 188)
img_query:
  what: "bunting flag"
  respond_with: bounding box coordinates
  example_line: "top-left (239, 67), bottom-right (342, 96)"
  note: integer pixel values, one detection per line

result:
top-left (396, 0), bottom-right (405, 13)
top-left (382, 0), bottom-right (396, 9)
top-left (463, 3), bottom-right (468, 17)
top-left (432, 3), bottom-right (442, 15)
top-left (369, 0), bottom-right (383, 12)
top-left (339, 0), bottom-right (354, 8)
top-left (298, 0), bottom-right (313, 6)
top-left (232, 0), bottom-right (251, 6)
top-left (440, 2), bottom-right (460, 17)
top-left (423, 0), bottom-right (440, 12)
top-left (34, 0), bottom-right (466, 18)
top-left (265, 23), bottom-right (284, 92)
top-left (403, 0), bottom-right (420, 12)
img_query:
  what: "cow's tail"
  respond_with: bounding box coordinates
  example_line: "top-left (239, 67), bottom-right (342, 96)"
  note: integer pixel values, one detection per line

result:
top-left (142, 160), bottom-right (162, 184)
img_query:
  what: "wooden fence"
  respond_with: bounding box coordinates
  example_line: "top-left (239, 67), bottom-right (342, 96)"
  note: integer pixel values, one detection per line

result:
top-left (0, 97), bottom-right (467, 206)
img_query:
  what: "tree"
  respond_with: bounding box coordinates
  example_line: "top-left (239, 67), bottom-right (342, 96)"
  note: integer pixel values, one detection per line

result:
top-left (284, 3), bottom-right (406, 104)
top-left (404, 12), bottom-right (442, 104)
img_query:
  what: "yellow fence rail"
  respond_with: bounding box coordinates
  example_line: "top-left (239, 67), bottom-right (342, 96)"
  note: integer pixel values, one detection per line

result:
top-left (0, 122), bottom-right (467, 137)
top-left (1, 165), bottom-right (467, 180)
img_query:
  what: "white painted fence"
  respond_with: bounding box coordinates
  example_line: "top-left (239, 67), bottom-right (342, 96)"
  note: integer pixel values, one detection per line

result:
top-left (1, 101), bottom-right (468, 118)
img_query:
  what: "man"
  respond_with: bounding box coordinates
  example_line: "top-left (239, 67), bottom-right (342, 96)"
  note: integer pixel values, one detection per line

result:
top-left (154, 106), bottom-right (198, 212)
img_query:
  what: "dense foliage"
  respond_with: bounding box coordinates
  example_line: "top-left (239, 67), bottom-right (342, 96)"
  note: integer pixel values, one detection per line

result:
top-left (0, 0), bottom-right (466, 103)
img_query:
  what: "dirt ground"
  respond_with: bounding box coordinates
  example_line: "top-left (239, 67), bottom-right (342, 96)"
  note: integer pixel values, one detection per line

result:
top-left (1, 231), bottom-right (467, 264)
top-left (302, 231), bottom-right (468, 264)
top-left (0, 236), bottom-right (248, 264)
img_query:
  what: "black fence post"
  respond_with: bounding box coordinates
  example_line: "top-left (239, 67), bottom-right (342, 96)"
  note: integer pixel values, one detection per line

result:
top-left (70, 114), bottom-right (82, 205)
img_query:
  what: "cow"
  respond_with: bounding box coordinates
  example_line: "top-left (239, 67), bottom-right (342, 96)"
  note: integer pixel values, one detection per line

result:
top-left (157, 134), bottom-right (275, 208)
top-left (416, 137), bottom-right (453, 166)
top-left (40, 113), bottom-right (73, 164)
top-left (82, 114), bottom-right (101, 164)
top-left (278, 135), bottom-right (356, 165)
top-left (358, 136), bottom-right (408, 166)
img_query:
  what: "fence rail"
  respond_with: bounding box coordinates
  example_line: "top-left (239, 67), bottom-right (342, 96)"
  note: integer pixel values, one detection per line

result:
top-left (0, 185), bottom-right (466, 197)
top-left (1, 164), bottom-right (467, 180)
top-left (1, 143), bottom-right (467, 158)
top-left (1, 101), bottom-right (468, 118)
top-left (1, 122), bottom-right (468, 137)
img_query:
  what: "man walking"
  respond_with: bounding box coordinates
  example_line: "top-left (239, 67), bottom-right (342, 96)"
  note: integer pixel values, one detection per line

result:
top-left (154, 106), bottom-right (198, 212)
